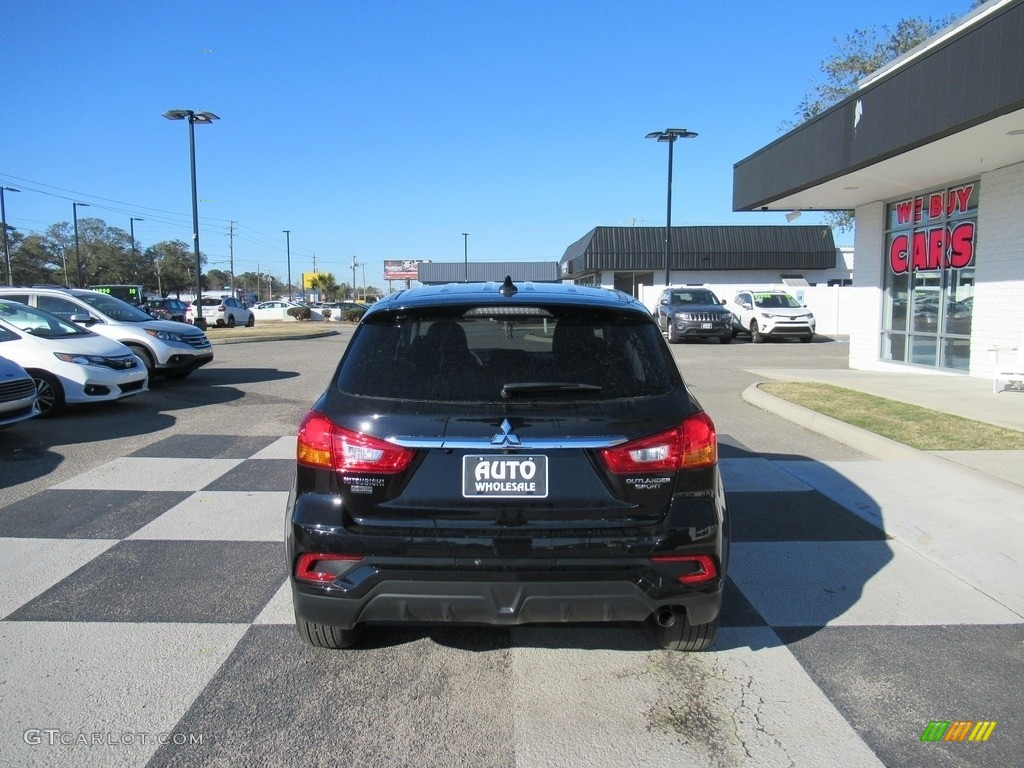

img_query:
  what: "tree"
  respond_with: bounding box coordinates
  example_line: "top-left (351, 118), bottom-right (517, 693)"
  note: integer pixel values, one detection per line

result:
top-left (145, 240), bottom-right (200, 297)
top-left (309, 272), bottom-right (339, 301)
top-left (9, 232), bottom-right (59, 285)
top-left (792, 5), bottom-right (981, 231)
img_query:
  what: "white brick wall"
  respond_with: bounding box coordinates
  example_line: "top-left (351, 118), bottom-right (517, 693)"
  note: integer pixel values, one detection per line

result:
top-left (973, 162), bottom-right (1024, 375)
top-left (848, 202), bottom-right (886, 370)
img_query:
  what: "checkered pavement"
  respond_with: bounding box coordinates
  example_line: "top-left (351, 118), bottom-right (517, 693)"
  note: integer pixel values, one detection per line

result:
top-left (0, 434), bottom-right (1021, 767)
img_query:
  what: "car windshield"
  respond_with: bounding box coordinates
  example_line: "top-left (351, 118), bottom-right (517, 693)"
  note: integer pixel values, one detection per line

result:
top-left (671, 290), bottom-right (719, 305)
top-left (753, 293), bottom-right (801, 309)
top-left (0, 299), bottom-right (94, 338)
top-left (337, 308), bottom-right (678, 402)
top-left (77, 292), bottom-right (155, 322)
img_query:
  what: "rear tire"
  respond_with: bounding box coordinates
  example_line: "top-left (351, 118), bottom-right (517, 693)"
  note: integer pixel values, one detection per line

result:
top-left (651, 614), bottom-right (718, 652)
top-left (30, 370), bottom-right (65, 417)
top-left (227, 315), bottom-right (236, 328)
top-left (749, 320), bottom-right (764, 344)
top-left (296, 617), bottom-right (359, 649)
top-left (246, 314), bottom-right (255, 327)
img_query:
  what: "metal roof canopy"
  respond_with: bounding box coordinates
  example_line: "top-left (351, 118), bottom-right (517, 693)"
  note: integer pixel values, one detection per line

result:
top-left (559, 225), bottom-right (836, 275)
top-left (417, 261), bottom-right (560, 285)
top-left (733, 0), bottom-right (1024, 213)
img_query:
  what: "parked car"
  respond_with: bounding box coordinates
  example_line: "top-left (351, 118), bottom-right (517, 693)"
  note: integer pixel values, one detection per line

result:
top-left (725, 289), bottom-right (816, 343)
top-left (0, 287), bottom-right (213, 378)
top-left (654, 287), bottom-right (733, 344)
top-left (198, 296), bottom-right (255, 328)
top-left (287, 277), bottom-right (729, 652)
top-left (250, 300), bottom-right (323, 322)
top-left (318, 301), bottom-right (368, 321)
top-left (0, 299), bottom-right (147, 416)
top-left (0, 353), bottom-right (39, 427)
top-left (146, 297), bottom-right (190, 323)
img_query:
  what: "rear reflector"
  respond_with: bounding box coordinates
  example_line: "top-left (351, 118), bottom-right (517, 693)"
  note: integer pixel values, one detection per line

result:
top-left (649, 554), bottom-right (718, 584)
top-left (598, 412), bottom-right (718, 473)
top-left (295, 552), bottom-right (364, 583)
top-left (297, 410), bottom-right (415, 473)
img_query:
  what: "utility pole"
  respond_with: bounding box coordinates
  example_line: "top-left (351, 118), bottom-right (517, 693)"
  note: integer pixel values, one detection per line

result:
top-left (228, 220), bottom-right (236, 294)
top-left (351, 254), bottom-right (360, 301)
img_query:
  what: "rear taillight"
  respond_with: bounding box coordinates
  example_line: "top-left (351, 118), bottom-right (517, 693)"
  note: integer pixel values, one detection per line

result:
top-left (649, 554), bottom-right (718, 584)
top-left (598, 412), bottom-right (717, 473)
top-left (295, 552), bottom-right (363, 583)
top-left (297, 410), bottom-right (415, 473)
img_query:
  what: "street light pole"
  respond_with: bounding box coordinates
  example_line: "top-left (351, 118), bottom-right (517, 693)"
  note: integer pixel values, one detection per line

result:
top-left (129, 217), bottom-right (144, 262)
top-left (462, 232), bottom-right (468, 282)
top-left (646, 128), bottom-right (697, 287)
top-left (283, 230), bottom-right (291, 301)
top-left (72, 201), bottom-right (90, 287)
top-left (1, 186), bottom-right (19, 286)
top-left (163, 109), bottom-right (219, 329)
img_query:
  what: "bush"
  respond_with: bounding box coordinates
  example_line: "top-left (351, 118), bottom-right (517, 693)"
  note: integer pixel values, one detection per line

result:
top-left (342, 308), bottom-right (364, 322)
top-left (287, 306), bottom-right (312, 321)
top-left (322, 309), bottom-right (333, 320)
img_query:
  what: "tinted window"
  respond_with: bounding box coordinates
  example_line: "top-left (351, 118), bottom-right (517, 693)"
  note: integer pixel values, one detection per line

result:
top-left (75, 292), bottom-right (154, 321)
top-left (337, 308), bottom-right (678, 402)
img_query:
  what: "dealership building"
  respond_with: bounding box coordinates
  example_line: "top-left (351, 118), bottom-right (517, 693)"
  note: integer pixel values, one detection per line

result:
top-left (734, 0), bottom-right (1024, 377)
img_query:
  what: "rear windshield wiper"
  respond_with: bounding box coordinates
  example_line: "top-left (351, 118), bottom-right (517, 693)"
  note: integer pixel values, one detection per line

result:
top-left (500, 381), bottom-right (602, 399)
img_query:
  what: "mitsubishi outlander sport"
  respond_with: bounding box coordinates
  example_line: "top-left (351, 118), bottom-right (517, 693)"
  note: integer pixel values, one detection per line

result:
top-left (287, 277), bottom-right (729, 652)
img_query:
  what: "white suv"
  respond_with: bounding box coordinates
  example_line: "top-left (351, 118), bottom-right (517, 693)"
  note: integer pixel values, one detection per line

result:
top-left (0, 287), bottom-right (214, 378)
top-left (726, 289), bottom-right (815, 343)
top-left (198, 296), bottom-right (254, 328)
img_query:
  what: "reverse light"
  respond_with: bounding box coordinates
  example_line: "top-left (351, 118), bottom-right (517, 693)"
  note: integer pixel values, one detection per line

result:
top-left (649, 554), bottom-right (718, 584)
top-left (295, 552), bottom-right (363, 583)
top-left (297, 410), bottom-right (415, 473)
top-left (598, 412), bottom-right (718, 473)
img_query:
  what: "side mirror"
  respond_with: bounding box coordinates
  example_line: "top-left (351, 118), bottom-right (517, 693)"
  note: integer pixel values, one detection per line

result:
top-left (69, 312), bottom-right (97, 325)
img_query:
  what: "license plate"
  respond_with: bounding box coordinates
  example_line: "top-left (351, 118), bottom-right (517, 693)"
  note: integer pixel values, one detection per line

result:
top-left (701, 322), bottom-right (713, 329)
top-left (462, 455), bottom-right (548, 498)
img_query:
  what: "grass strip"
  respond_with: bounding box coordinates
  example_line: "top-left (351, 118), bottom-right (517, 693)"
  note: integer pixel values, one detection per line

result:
top-left (759, 382), bottom-right (1024, 451)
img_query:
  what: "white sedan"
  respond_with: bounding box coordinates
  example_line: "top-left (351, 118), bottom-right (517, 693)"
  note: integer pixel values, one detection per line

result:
top-left (250, 301), bottom-right (324, 322)
top-left (0, 299), bottom-right (148, 416)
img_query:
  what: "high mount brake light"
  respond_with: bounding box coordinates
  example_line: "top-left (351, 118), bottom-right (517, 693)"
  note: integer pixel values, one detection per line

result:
top-left (297, 411), bottom-right (415, 473)
top-left (599, 412), bottom-right (717, 473)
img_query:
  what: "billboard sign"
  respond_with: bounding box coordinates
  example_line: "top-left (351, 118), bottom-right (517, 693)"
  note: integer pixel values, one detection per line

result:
top-left (384, 260), bottom-right (420, 281)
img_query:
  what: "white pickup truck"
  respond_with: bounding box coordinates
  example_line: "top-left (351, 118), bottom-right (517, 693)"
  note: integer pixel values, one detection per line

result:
top-left (725, 289), bottom-right (816, 343)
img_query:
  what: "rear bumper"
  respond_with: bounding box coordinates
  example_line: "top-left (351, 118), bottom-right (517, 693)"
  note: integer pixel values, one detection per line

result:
top-left (291, 561), bottom-right (723, 629)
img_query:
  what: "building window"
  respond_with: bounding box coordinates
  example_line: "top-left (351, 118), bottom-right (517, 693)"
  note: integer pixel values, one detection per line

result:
top-left (881, 181), bottom-right (978, 371)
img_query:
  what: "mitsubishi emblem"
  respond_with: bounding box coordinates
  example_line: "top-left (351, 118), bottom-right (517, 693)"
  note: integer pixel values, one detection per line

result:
top-left (491, 419), bottom-right (521, 447)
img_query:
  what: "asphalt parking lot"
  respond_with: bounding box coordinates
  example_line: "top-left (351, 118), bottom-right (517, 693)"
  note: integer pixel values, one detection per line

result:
top-left (0, 331), bottom-right (1020, 767)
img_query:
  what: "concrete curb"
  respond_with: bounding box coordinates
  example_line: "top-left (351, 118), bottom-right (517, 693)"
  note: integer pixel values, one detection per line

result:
top-left (209, 329), bottom-right (342, 345)
top-left (742, 382), bottom-right (927, 462)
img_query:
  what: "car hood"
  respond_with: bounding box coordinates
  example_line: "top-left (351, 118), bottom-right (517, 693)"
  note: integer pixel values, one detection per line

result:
top-left (139, 319), bottom-right (207, 335)
top-left (754, 306), bottom-right (812, 317)
top-left (4, 332), bottom-right (137, 364)
top-left (669, 303), bottom-right (729, 313)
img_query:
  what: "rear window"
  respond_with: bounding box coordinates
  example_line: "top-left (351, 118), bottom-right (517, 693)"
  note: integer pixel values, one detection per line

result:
top-left (336, 307), bottom-right (679, 402)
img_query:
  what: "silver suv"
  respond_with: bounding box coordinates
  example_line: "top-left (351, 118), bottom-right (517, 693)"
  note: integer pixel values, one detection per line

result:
top-left (0, 287), bottom-right (213, 378)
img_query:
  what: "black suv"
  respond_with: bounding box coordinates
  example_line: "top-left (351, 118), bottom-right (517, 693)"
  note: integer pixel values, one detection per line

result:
top-left (287, 278), bottom-right (729, 651)
top-left (654, 287), bottom-right (733, 344)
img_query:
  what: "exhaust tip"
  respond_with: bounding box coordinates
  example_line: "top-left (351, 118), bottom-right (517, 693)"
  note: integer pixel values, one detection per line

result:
top-left (655, 609), bottom-right (677, 627)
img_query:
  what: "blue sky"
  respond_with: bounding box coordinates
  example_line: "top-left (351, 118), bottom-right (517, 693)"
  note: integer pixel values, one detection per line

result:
top-left (2, 0), bottom-right (974, 291)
